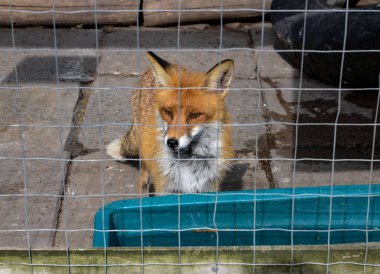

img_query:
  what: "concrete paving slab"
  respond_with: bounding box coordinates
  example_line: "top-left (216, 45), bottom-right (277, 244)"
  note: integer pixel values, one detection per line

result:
top-left (261, 79), bottom-right (380, 156)
top-left (0, 87), bottom-right (80, 157)
top-left (227, 79), bottom-right (262, 125)
top-left (250, 22), bottom-right (300, 79)
top-left (264, 96), bottom-right (380, 187)
top-left (103, 26), bottom-right (251, 50)
top-left (0, 51), bottom-right (15, 86)
top-left (0, 195), bottom-right (63, 249)
top-left (0, 150), bottom-right (71, 248)
top-left (98, 27), bottom-right (256, 80)
top-left (77, 76), bottom-right (137, 154)
top-left (255, 22), bottom-right (380, 189)
top-left (0, 28), bottom-right (100, 86)
top-left (2, 52), bottom-right (97, 85)
top-left (223, 152), bottom-right (269, 190)
top-left (98, 49), bottom-right (256, 82)
top-left (261, 78), bottom-right (376, 122)
top-left (0, 84), bottom-right (80, 248)
top-left (54, 151), bottom-right (140, 248)
top-left (0, 28), bottom-right (99, 49)
top-left (270, 149), bottom-right (380, 189)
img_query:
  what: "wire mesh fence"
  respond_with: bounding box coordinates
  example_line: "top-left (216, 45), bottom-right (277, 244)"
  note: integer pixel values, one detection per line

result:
top-left (0, 0), bottom-right (380, 273)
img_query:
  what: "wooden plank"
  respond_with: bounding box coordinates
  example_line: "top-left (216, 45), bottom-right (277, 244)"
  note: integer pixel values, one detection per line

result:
top-left (1, 0), bottom-right (377, 27)
top-left (142, 0), bottom-right (379, 27)
top-left (0, 244), bottom-right (379, 273)
top-left (0, 0), bottom-right (139, 26)
top-left (356, 0), bottom-right (380, 6)
top-left (143, 0), bottom-right (270, 27)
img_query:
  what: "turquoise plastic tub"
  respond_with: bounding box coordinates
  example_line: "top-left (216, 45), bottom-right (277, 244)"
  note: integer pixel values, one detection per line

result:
top-left (93, 185), bottom-right (380, 247)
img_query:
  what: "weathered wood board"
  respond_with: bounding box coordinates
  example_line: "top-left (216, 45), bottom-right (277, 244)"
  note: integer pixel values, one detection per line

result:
top-left (356, 0), bottom-right (380, 6)
top-left (0, 244), bottom-right (379, 273)
top-left (143, 0), bottom-right (271, 27)
top-left (0, 0), bottom-right (139, 26)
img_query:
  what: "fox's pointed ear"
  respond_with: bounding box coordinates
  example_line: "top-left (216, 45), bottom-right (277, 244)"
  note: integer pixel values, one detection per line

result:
top-left (146, 52), bottom-right (174, 87)
top-left (201, 59), bottom-right (234, 100)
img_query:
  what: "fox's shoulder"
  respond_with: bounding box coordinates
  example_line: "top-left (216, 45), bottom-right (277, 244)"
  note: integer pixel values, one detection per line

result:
top-left (131, 69), bottom-right (155, 110)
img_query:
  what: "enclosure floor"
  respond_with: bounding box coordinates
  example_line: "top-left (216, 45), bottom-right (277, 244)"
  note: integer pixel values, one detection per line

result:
top-left (0, 23), bottom-right (379, 248)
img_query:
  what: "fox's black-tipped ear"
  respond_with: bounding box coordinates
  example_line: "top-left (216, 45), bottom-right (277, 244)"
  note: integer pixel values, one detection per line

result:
top-left (201, 59), bottom-right (234, 100)
top-left (146, 52), bottom-right (174, 87)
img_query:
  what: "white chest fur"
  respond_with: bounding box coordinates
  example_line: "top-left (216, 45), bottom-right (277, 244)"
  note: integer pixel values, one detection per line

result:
top-left (160, 154), bottom-right (222, 193)
top-left (156, 122), bottom-right (227, 193)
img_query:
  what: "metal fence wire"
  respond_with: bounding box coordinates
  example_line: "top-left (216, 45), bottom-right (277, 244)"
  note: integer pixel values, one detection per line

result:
top-left (0, 0), bottom-right (380, 273)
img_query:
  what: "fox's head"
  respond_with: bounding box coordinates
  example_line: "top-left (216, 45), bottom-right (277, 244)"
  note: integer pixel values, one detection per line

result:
top-left (146, 52), bottom-right (234, 153)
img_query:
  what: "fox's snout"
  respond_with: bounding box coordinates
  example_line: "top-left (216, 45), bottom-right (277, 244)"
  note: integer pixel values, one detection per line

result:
top-left (164, 126), bottom-right (201, 151)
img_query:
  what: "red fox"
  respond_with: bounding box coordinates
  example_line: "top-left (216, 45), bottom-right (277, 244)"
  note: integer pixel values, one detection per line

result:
top-left (107, 52), bottom-right (234, 195)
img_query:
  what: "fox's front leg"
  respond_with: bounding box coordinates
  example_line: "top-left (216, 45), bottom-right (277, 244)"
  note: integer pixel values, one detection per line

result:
top-left (137, 166), bottom-right (149, 196)
top-left (210, 179), bottom-right (220, 192)
top-left (151, 173), bottom-right (168, 196)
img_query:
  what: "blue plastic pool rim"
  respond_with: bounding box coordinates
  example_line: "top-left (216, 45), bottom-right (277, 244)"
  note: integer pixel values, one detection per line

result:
top-left (93, 184), bottom-right (380, 247)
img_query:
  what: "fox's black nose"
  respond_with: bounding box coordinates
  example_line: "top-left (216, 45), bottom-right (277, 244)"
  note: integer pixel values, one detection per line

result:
top-left (167, 138), bottom-right (178, 149)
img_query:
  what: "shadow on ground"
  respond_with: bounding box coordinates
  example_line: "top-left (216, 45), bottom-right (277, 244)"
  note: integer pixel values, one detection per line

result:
top-left (3, 56), bottom-right (97, 84)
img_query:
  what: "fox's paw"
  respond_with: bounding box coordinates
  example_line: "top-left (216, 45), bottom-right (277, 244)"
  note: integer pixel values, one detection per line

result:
top-left (106, 138), bottom-right (124, 160)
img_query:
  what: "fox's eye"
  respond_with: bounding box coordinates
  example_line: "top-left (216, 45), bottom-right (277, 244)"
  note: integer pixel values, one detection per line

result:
top-left (163, 108), bottom-right (173, 117)
top-left (190, 112), bottom-right (202, 119)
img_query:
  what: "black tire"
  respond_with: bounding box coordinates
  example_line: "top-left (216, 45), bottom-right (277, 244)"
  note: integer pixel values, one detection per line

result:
top-left (271, 0), bottom-right (380, 88)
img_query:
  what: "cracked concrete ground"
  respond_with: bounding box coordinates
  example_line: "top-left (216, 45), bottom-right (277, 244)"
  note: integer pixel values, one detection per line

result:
top-left (0, 23), bottom-right (379, 248)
